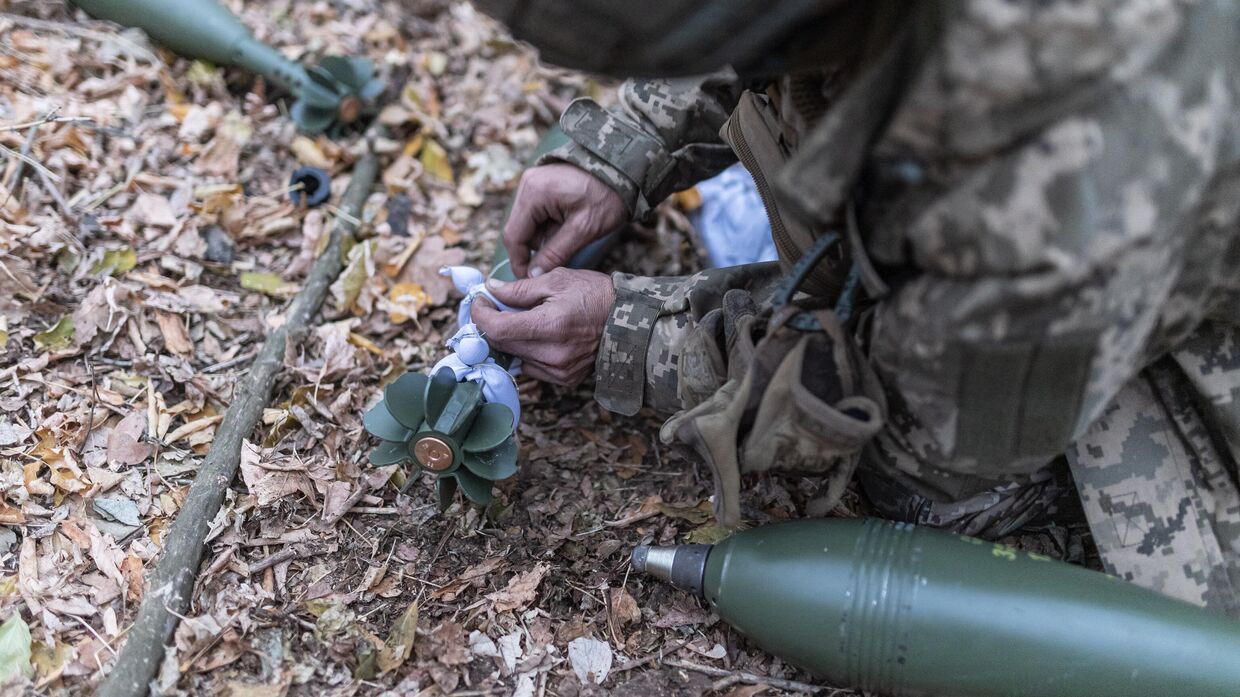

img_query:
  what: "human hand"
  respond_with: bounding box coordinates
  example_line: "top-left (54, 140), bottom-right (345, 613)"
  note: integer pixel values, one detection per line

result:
top-left (472, 268), bottom-right (615, 386)
top-left (504, 164), bottom-right (628, 278)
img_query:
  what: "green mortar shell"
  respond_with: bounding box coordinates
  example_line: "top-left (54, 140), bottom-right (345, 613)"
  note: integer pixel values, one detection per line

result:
top-left (71, 0), bottom-right (381, 133)
top-left (73, 0), bottom-right (312, 94)
top-left (695, 518), bottom-right (1240, 696)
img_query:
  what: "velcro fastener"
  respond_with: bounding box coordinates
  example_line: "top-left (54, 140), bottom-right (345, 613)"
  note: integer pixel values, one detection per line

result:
top-left (560, 99), bottom-right (675, 210)
top-left (593, 280), bottom-right (666, 415)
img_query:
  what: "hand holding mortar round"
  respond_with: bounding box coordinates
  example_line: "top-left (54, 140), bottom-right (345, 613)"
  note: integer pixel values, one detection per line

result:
top-left (364, 367), bottom-right (518, 510)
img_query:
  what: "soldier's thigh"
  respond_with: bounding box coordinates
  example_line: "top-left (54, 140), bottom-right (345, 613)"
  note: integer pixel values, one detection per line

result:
top-left (1068, 347), bottom-right (1240, 618)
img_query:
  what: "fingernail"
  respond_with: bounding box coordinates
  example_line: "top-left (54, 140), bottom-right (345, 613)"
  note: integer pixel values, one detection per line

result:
top-left (529, 266), bottom-right (544, 278)
top-left (486, 279), bottom-right (506, 290)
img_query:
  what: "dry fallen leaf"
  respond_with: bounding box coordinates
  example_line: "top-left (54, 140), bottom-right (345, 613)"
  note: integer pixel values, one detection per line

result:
top-left (609, 587), bottom-right (641, 626)
top-left (383, 282), bottom-right (431, 324)
top-left (290, 135), bottom-right (333, 169)
top-left (133, 192), bottom-right (178, 227)
top-left (419, 138), bottom-right (454, 184)
top-left (487, 562), bottom-right (550, 613)
top-left (155, 311), bottom-right (194, 356)
top-left (397, 235), bottom-right (465, 307)
top-left (377, 600), bottom-right (418, 674)
top-left (107, 411), bottom-right (154, 466)
top-left (238, 440), bottom-right (314, 506)
top-left (567, 637), bottom-right (612, 685)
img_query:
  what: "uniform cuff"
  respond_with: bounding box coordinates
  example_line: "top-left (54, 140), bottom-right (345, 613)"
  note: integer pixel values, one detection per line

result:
top-left (536, 141), bottom-right (643, 219)
top-left (554, 98), bottom-right (674, 220)
top-left (593, 273), bottom-right (683, 415)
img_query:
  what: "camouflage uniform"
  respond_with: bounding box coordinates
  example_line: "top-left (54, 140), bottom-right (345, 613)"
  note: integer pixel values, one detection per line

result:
top-left (542, 0), bottom-right (1240, 616)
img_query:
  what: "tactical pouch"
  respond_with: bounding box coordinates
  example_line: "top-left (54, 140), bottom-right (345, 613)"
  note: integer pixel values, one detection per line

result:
top-left (675, 289), bottom-right (762, 409)
top-left (722, 91), bottom-right (849, 301)
top-left (662, 301), bottom-right (885, 527)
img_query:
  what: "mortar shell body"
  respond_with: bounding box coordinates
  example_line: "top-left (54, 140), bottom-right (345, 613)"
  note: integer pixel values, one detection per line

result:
top-left (73, 0), bottom-right (253, 65)
top-left (704, 518), bottom-right (1240, 696)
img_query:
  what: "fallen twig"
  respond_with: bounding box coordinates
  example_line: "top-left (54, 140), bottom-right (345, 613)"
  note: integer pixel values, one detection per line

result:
top-left (97, 141), bottom-right (382, 697)
top-left (612, 638), bottom-right (694, 674)
top-left (200, 349), bottom-right (260, 374)
top-left (662, 657), bottom-right (842, 695)
top-left (247, 543), bottom-right (325, 575)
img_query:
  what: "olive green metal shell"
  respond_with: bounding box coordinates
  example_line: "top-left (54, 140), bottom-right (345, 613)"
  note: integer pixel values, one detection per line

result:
top-left (703, 518), bottom-right (1240, 697)
top-left (72, 0), bottom-right (383, 134)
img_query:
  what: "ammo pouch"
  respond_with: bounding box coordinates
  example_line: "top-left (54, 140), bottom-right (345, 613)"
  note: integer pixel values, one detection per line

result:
top-left (661, 296), bottom-right (886, 528)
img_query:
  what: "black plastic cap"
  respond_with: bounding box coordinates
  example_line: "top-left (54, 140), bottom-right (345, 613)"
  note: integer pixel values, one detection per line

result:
top-left (289, 166), bottom-right (332, 207)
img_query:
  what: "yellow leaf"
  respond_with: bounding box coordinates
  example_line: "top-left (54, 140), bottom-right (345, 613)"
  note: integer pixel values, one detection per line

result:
top-left (419, 139), bottom-right (454, 184)
top-left (347, 332), bottom-right (384, 356)
top-left (673, 187), bottom-right (703, 212)
top-left (168, 103), bottom-right (192, 123)
top-left (193, 183), bottom-right (243, 216)
top-left (290, 135), bottom-right (333, 169)
top-left (91, 246), bottom-right (137, 277)
top-left (49, 465), bottom-right (88, 494)
top-left (185, 59), bottom-right (219, 86)
top-left (386, 282), bottom-right (430, 324)
top-left (240, 272), bottom-right (297, 297)
top-left (377, 601), bottom-right (418, 674)
top-left (34, 316), bottom-right (74, 352)
top-left (401, 133), bottom-right (426, 158)
top-left (31, 639), bottom-right (71, 683)
top-left (685, 524), bottom-right (732, 545)
top-left (0, 316), bottom-right (8, 349)
top-left (330, 240), bottom-right (375, 314)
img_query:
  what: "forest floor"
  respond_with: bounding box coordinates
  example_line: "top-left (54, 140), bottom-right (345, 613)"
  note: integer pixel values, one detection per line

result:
top-left (0, 2), bottom-right (1094, 695)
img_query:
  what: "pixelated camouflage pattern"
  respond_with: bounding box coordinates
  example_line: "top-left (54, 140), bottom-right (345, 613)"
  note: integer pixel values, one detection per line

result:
top-left (1069, 326), bottom-right (1240, 617)
top-left (544, 73), bottom-right (744, 220)
top-left (594, 263), bottom-right (784, 415)
top-left (593, 273), bottom-right (683, 415)
top-left (563, 0), bottom-right (1240, 609)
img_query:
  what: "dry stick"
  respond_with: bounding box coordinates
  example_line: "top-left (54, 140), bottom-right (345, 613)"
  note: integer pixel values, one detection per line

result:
top-left (97, 147), bottom-right (381, 697)
top-left (661, 658), bottom-right (840, 695)
top-left (247, 543), bottom-right (325, 575)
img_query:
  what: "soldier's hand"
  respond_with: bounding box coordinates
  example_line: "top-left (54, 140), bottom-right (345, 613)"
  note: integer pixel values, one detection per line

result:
top-left (505, 164), bottom-right (628, 278)
top-left (472, 268), bottom-right (615, 386)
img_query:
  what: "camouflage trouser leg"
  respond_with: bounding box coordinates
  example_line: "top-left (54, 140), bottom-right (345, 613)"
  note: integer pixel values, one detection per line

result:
top-left (1068, 322), bottom-right (1240, 618)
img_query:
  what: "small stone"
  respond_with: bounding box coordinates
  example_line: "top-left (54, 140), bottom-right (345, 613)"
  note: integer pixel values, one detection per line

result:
top-left (201, 225), bottom-right (235, 265)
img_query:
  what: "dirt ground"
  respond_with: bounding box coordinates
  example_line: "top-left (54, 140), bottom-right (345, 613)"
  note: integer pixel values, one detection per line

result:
top-left (0, 2), bottom-right (1098, 695)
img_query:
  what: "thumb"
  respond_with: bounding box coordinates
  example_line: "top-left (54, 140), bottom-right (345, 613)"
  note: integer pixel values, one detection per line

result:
top-left (485, 276), bottom-right (552, 308)
top-left (472, 297), bottom-right (534, 344)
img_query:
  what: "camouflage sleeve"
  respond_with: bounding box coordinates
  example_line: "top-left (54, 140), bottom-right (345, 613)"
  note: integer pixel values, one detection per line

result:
top-left (594, 262), bottom-right (782, 416)
top-left (538, 72), bottom-right (746, 220)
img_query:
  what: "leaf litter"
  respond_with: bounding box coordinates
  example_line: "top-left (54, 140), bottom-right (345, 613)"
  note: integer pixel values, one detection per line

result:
top-left (0, 1), bottom-right (882, 695)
